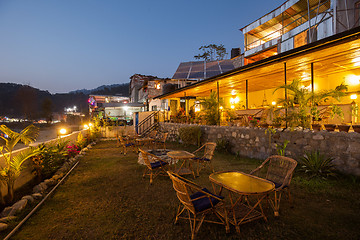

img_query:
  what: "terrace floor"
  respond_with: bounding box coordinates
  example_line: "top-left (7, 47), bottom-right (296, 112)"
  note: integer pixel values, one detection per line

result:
top-left (4, 140), bottom-right (360, 239)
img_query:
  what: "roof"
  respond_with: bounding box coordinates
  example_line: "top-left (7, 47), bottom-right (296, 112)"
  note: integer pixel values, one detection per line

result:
top-left (155, 26), bottom-right (360, 99)
top-left (172, 60), bottom-right (235, 80)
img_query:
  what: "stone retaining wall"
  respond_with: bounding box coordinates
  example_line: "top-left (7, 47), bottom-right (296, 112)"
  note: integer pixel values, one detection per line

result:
top-left (160, 123), bottom-right (360, 176)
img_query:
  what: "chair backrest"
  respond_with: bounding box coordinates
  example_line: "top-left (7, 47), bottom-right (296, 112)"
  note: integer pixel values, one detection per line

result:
top-left (265, 155), bottom-right (298, 186)
top-left (203, 142), bottom-right (217, 160)
top-left (163, 132), bottom-right (168, 141)
top-left (117, 135), bottom-right (126, 146)
top-left (167, 171), bottom-right (196, 214)
top-left (139, 148), bottom-right (153, 169)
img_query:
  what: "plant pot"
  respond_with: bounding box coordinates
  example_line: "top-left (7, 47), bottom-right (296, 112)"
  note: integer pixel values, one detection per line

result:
top-left (352, 125), bottom-right (360, 133)
top-left (324, 124), bottom-right (336, 132)
top-left (338, 124), bottom-right (350, 132)
top-left (272, 123), bottom-right (282, 128)
top-left (311, 124), bottom-right (322, 131)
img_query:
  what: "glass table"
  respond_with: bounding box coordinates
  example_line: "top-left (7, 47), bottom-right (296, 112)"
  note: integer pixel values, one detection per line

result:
top-left (209, 171), bottom-right (275, 233)
top-left (167, 150), bottom-right (196, 178)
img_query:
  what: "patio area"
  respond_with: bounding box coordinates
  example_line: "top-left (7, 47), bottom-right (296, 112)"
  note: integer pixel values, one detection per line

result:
top-left (4, 140), bottom-right (360, 239)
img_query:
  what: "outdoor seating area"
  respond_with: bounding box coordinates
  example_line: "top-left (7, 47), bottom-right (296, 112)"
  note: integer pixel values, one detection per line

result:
top-left (3, 139), bottom-right (359, 239)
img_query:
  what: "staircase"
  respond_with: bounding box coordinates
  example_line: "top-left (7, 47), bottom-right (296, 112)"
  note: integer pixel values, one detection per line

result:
top-left (136, 111), bottom-right (159, 136)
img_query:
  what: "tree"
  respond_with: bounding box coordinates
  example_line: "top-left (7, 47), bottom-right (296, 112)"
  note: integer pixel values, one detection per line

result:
top-left (42, 98), bottom-right (53, 124)
top-left (199, 91), bottom-right (222, 125)
top-left (0, 125), bottom-right (40, 203)
top-left (194, 44), bottom-right (227, 61)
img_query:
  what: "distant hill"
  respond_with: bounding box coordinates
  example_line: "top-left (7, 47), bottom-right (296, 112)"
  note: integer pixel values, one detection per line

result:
top-left (0, 82), bottom-right (129, 119)
top-left (70, 83), bottom-right (129, 96)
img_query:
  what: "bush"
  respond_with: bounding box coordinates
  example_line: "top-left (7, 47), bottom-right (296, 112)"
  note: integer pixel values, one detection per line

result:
top-left (178, 126), bottom-right (202, 146)
top-left (31, 139), bottom-right (69, 180)
top-left (299, 151), bottom-right (336, 178)
top-left (216, 139), bottom-right (231, 153)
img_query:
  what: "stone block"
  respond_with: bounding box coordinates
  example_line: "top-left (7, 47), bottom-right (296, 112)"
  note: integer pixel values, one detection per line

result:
top-left (0, 223), bottom-right (8, 231)
top-left (312, 134), bottom-right (324, 140)
top-left (1, 207), bottom-right (13, 217)
top-left (12, 199), bottom-right (27, 213)
top-left (32, 193), bottom-right (43, 199)
top-left (22, 195), bottom-right (34, 203)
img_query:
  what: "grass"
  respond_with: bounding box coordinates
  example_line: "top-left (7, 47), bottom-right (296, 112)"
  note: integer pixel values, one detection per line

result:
top-left (2, 140), bottom-right (359, 239)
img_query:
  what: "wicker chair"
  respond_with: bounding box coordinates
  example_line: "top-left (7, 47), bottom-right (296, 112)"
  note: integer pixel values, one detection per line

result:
top-left (117, 135), bottom-right (137, 155)
top-left (167, 171), bottom-right (229, 239)
top-left (139, 148), bottom-right (169, 184)
top-left (191, 142), bottom-right (217, 176)
top-left (153, 132), bottom-right (168, 150)
top-left (250, 155), bottom-right (298, 216)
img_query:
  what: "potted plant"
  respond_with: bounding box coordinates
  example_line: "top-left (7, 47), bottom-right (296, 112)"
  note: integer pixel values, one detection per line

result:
top-left (248, 116), bottom-right (259, 127)
top-left (338, 124), bottom-right (351, 132)
top-left (274, 79), bottom-right (347, 129)
top-left (352, 125), bottom-right (360, 133)
top-left (323, 124), bottom-right (336, 132)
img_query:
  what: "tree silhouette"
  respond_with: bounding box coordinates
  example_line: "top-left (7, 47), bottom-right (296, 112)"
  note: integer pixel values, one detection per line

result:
top-left (194, 44), bottom-right (227, 61)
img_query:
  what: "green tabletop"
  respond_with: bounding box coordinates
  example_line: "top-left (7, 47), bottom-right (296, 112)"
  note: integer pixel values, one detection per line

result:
top-left (209, 171), bottom-right (274, 195)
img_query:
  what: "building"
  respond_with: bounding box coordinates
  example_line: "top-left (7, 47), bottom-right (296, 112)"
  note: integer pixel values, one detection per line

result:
top-left (242, 0), bottom-right (360, 64)
top-left (155, 0), bottom-right (360, 125)
top-left (88, 94), bottom-right (143, 125)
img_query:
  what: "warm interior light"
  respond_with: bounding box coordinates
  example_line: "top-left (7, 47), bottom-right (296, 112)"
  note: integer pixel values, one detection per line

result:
top-left (89, 123), bottom-right (93, 127)
top-left (219, 106), bottom-right (223, 110)
top-left (352, 57), bottom-right (360, 67)
top-left (231, 89), bottom-right (236, 95)
top-left (348, 75), bottom-right (360, 85)
top-left (230, 96), bottom-right (240, 105)
top-left (272, 101), bottom-right (276, 106)
top-left (230, 105), bottom-right (235, 109)
top-left (83, 124), bottom-right (89, 129)
top-left (350, 94), bottom-right (358, 100)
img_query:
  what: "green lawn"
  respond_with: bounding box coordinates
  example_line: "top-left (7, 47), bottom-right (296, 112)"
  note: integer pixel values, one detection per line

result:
top-left (3, 140), bottom-right (360, 239)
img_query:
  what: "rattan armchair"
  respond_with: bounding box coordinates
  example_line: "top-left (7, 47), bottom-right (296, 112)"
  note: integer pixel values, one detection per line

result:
top-left (191, 142), bottom-right (217, 176)
top-left (117, 135), bottom-right (137, 155)
top-left (153, 132), bottom-right (168, 150)
top-left (167, 171), bottom-right (229, 239)
top-left (139, 148), bottom-right (169, 184)
top-left (250, 155), bottom-right (298, 216)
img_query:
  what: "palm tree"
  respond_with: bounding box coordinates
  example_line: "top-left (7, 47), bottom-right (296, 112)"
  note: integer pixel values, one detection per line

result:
top-left (274, 79), bottom-right (347, 128)
top-left (0, 125), bottom-right (40, 203)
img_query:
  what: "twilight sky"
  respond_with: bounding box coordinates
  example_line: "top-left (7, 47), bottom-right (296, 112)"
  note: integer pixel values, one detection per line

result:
top-left (0, 0), bottom-right (284, 93)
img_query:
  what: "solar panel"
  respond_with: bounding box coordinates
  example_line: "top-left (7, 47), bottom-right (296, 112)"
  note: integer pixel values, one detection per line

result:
top-left (172, 60), bottom-right (235, 80)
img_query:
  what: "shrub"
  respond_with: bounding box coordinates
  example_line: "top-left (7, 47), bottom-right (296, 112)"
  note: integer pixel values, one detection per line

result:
top-left (31, 139), bottom-right (69, 180)
top-left (76, 132), bottom-right (87, 149)
top-left (299, 151), bottom-right (336, 178)
top-left (178, 126), bottom-right (202, 146)
top-left (216, 139), bottom-right (231, 153)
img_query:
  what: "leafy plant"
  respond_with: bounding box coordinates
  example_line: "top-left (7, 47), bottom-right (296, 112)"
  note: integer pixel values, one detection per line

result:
top-left (265, 127), bottom-right (276, 150)
top-left (194, 44), bottom-right (227, 61)
top-left (276, 140), bottom-right (289, 156)
top-left (216, 139), bottom-right (231, 153)
top-left (0, 124), bottom-right (40, 203)
top-left (31, 139), bottom-right (69, 180)
top-left (178, 126), bottom-right (202, 146)
top-left (67, 144), bottom-right (80, 158)
top-left (76, 132), bottom-right (87, 149)
top-left (199, 92), bottom-right (222, 125)
top-left (299, 151), bottom-right (336, 178)
top-left (274, 79), bottom-right (347, 128)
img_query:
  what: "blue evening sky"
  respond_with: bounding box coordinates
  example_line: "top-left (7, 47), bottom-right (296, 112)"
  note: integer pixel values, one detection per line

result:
top-left (0, 0), bottom-right (284, 93)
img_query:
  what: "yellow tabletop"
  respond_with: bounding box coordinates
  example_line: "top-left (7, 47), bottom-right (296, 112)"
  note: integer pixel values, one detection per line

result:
top-left (167, 151), bottom-right (195, 159)
top-left (209, 171), bottom-right (274, 195)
